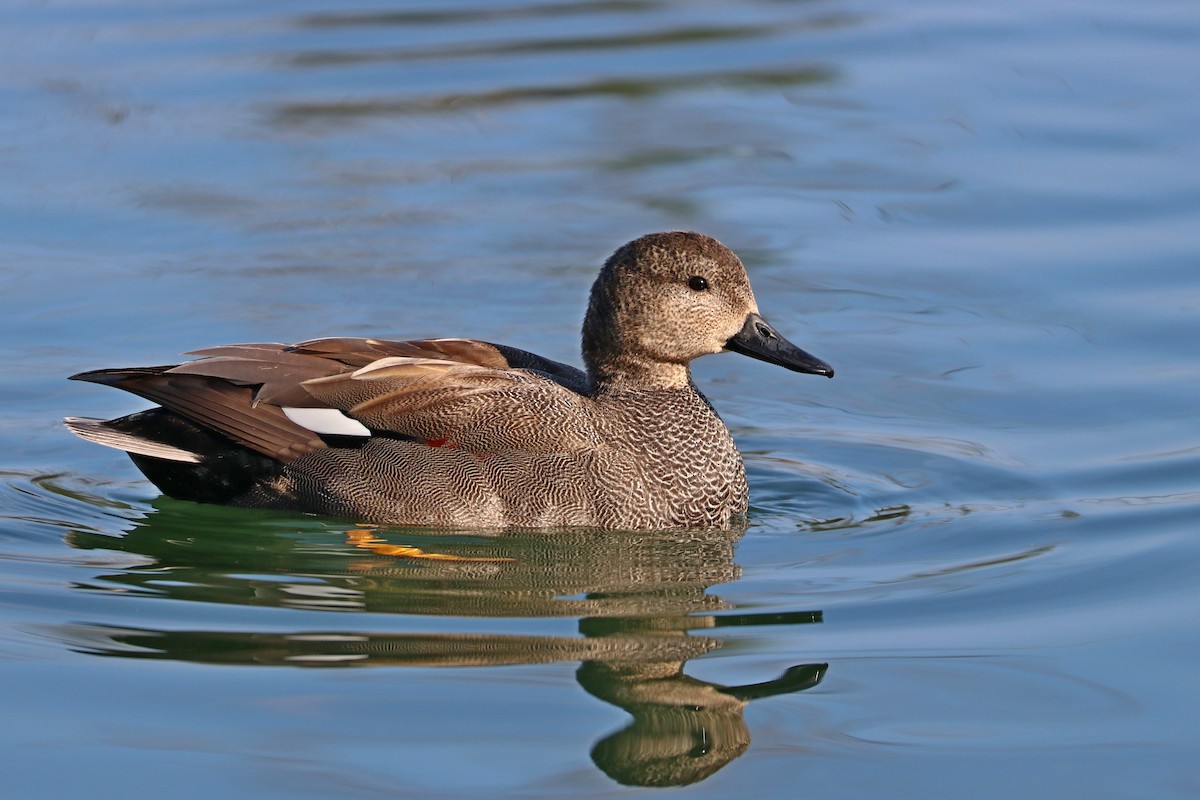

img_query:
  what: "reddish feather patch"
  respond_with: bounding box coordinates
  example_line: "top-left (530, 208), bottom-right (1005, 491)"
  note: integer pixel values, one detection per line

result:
top-left (424, 437), bottom-right (457, 449)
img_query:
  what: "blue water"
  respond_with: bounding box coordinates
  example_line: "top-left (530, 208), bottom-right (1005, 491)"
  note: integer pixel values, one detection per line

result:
top-left (2, 0), bottom-right (1198, 796)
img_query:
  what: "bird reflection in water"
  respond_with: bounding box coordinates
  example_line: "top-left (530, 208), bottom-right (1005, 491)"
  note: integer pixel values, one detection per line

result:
top-left (578, 616), bottom-right (825, 787)
top-left (57, 498), bottom-right (828, 787)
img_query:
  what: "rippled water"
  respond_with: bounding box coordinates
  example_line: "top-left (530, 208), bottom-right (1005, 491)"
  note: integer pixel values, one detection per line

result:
top-left (2, 0), bottom-right (1198, 796)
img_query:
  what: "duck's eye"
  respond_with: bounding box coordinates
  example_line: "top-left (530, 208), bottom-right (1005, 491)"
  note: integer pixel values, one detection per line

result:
top-left (687, 276), bottom-right (709, 292)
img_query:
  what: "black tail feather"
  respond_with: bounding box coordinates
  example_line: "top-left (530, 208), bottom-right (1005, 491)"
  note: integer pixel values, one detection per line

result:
top-left (84, 409), bottom-right (286, 506)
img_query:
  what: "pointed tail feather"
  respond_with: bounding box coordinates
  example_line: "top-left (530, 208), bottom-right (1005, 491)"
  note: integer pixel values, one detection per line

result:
top-left (64, 417), bottom-right (200, 463)
top-left (69, 367), bottom-right (324, 462)
top-left (65, 408), bottom-right (289, 505)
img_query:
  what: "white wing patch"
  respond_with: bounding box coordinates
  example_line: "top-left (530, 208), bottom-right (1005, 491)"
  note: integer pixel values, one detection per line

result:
top-left (282, 407), bottom-right (371, 437)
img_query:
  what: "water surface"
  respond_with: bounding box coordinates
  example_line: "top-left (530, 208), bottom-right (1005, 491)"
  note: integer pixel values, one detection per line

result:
top-left (2, 0), bottom-right (1198, 796)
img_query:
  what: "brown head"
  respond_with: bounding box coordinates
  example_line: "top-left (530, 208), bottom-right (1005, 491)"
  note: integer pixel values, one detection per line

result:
top-left (582, 231), bottom-right (833, 389)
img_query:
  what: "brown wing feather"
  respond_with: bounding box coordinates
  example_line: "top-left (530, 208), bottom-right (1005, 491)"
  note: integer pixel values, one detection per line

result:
top-left (173, 344), bottom-right (354, 406)
top-left (302, 357), bottom-right (599, 453)
top-left (69, 367), bottom-right (324, 462)
top-left (176, 337), bottom-right (586, 402)
top-left (175, 338), bottom-right (519, 406)
top-left (291, 337), bottom-right (511, 369)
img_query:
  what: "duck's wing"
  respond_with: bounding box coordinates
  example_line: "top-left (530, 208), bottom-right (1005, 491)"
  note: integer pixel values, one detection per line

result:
top-left (79, 338), bottom-right (598, 459)
top-left (297, 355), bottom-right (599, 452)
top-left (181, 337), bottom-right (590, 402)
top-left (311, 337), bottom-right (592, 394)
top-left (292, 337), bottom-right (591, 392)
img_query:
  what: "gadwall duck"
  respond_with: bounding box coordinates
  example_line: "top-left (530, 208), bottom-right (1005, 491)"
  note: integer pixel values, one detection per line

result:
top-left (66, 232), bottom-right (832, 529)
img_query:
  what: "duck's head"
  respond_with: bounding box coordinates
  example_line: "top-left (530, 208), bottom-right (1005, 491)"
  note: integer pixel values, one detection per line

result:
top-left (583, 231), bottom-right (833, 389)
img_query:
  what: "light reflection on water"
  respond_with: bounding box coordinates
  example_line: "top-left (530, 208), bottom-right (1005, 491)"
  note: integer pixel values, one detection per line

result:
top-left (2, 0), bottom-right (1199, 796)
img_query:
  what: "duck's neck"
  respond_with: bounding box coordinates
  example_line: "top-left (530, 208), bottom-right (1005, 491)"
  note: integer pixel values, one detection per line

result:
top-left (586, 356), bottom-right (693, 393)
top-left (582, 301), bottom-right (695, 391)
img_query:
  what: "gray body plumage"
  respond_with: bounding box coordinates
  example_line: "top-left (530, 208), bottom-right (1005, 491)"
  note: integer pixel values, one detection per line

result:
top-left (244, 384), bottom-right (747, 529)
top-left (67, 232), bottom-right (831, 530)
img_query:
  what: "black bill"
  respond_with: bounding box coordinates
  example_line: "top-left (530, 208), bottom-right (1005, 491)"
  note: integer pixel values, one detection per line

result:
top-left (725, 313), bottom-right (834, 377)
